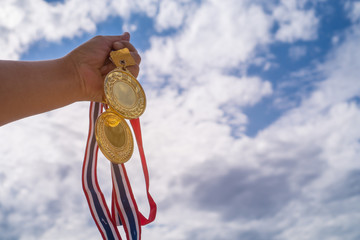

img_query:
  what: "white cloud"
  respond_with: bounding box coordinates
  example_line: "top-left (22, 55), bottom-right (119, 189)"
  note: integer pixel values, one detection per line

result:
top-left (0, 0), bottom-right (157, 60)
top-left (138, 4), bottom-right (360, 239)
top-left (176, 0), bottom-right (273, 70)
top-left (273, 0), bottom-right (318, 42)
top-left (0, 4), bottom-right (25, 29)
top-left (0, 0), bottom-right (107, 59)
top-left (217, 23), bottom-right (360, 239)
top-left (154, 0), bottom-right (190, 32)
top-left (0, 102), bottom-right (96, 239)
top-left (299, 24), bottom-right (360, 112)
top-left (144, 0), bottom-right (322, 89)
top-left (345, 1), bottom-right (360, 23)
top-left (141, 0), bottom-right (277, 115)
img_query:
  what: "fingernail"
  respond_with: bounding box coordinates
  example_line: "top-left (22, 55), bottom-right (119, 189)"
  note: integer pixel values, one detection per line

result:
top-left (123, 32), bottom-right (130, 40)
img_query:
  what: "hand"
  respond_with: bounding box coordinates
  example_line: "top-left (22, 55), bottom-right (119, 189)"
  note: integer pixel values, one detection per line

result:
top-left (0, 33), bottom-right (142, 125)
top-left (66, 33), bottom-right (141, 102)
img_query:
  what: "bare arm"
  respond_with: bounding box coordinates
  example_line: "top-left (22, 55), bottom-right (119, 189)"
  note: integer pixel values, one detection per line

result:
top-left (0, 33), bottom-right (140, 126)
top-left (0, 58), bottom-right (79, 125)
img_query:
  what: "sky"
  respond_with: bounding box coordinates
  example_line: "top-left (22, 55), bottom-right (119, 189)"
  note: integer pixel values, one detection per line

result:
top-left (0, 0), bottom-right (360, 239)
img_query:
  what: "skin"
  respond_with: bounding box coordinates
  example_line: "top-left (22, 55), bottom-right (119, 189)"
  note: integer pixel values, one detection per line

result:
top-left (0, 32), bottom-right (141, 126)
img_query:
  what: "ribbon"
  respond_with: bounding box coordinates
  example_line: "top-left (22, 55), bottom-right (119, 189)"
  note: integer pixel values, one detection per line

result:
top-left (82, 102), bottom-right (157, 240)
top-left (129, 118), bottom-right (157, 225)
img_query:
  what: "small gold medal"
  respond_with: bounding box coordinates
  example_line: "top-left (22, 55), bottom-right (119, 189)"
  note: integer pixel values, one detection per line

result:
top-left (95, 48), bottom-right (146, 164)
top-left (95, 109), bottom-right (134, 164)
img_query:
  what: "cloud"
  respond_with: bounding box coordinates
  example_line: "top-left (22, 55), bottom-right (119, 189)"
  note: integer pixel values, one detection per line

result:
top-left (326, 169), bottom-right (360, 202)
top-left (273, 0), bottom-right (319, 42)
top-left (0, 0), bottom-right (160, 60)
top-left (145, 0), bottom-right (275, 82)
top-left (345, 1), bottom-right (360, 23)
top-left (189, 167), bottom-right (294, 220)
top-left (154, 0), bottom-right (191, 32)
top-left (140, 3), bottom-right (360, 239)
top-left (0, 102), bottom-right (98, 239)
top-left (0, 0), bottom-right (102, 59)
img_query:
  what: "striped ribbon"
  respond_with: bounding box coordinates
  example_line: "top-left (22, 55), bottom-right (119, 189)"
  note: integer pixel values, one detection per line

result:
top-left (82, 102), bottom-right (156, 240)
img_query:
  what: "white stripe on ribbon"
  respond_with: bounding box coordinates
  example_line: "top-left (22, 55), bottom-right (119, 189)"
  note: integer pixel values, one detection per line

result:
top-left (112, 164), bottom-right (141, 240)
top-left (82, 102), bottom-right (121, 240)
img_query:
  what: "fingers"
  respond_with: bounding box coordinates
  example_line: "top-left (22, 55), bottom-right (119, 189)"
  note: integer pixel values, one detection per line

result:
top-left (103, 32), bottom-right (130, 43)
top-left (113, 41), bottom-right (136, 52)
top-left (99, 34), bottom-right (141, 78)
top-left (100, 62), bottom-right (115, 76)
top-left (89, 33), bottom-right (130, 52)
top-left (127, 65), bottom-right (140, 78)
top-left (100, 43), bottom-right (141, 77)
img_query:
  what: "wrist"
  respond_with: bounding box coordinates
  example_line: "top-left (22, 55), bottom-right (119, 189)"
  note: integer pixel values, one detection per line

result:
top-left (61, 54), bottom-right (87, 102)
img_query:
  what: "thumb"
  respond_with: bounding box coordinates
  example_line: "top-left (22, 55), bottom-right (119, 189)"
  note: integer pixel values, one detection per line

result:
top-left (103, 32), bottom-right (130, 44)
top-left (122, 32), bottom-right (130, 41)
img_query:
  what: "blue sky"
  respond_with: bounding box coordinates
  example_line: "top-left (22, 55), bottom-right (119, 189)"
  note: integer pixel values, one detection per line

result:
top-left (1, 0), bottom-right (360, 239)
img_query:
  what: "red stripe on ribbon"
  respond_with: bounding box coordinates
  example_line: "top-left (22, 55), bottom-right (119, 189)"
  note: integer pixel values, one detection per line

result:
top-left (130, 118), bottom-right (157, 225)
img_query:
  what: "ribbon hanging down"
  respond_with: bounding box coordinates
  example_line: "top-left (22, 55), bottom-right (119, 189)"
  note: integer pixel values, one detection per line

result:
top-left (82, 102), bottom-right (157, 240)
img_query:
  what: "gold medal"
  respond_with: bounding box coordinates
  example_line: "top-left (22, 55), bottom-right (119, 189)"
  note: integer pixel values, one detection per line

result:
top-left (95, 109), bottom-right (134, 163)
top-left (104, 69), bottom-right (146, 119)
top-left (95, 48), bottom-right (146, 164)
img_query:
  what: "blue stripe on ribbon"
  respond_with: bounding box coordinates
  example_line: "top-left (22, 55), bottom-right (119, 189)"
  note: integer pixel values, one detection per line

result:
top-left (112, 164), bottom-right (138, 240)
top-left (85, 102), bottom-right (117, 240)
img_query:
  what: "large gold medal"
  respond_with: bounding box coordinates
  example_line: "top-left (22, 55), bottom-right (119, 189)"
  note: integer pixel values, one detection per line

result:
top-left (95, 48), bottom-right (146, 164)
top-left (104, 69), bottom-right (146, 119)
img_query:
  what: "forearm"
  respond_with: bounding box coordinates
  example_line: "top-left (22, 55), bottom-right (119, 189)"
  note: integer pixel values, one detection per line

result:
top-left (0, 57), bottom-right (81, 126)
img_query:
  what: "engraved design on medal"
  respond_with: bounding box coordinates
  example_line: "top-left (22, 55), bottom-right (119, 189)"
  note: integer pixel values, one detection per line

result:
top-left (95, 111), bottom-right (134, 164)
top-left (104, 69), bottom-right (146, 119)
